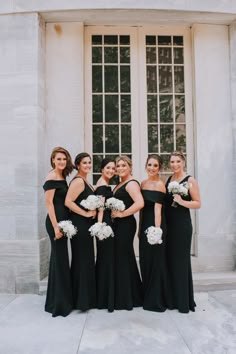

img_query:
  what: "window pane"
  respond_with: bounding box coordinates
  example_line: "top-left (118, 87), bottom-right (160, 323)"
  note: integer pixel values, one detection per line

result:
top-left (148, 125), bottom-right (158, 152)
top-left (92, 35), bottom-right (102, 45)
top-left (93, 155), bottom-right (103, 173)
top-left (146, 36), bottom-right (156, 45)
top-left (105, 95), bottom-right (119, 122)
top-left (160, 125), bottom-right (174, 153)
top-left (146, 47), bottom-right (156, 64)
top-left (92, 47), bottom-right (102, 63)
top-left (158, 47), bottom-right (172, 64)
top-left (105, 125), bottom-right (119, 153)
top-left (160, 95), bottom-right (173, 123)
top-left (174, 66), bottom-right (184, 93)
top-left (159, 66), bottom-right (172, 93)
top-left (147, 95), bottom-right (158, 123)
top-left (120, 35), bottom-right (130, 45)
top-left (92, 66), bottom-right (102, 92)
top-left (120, 47), bottom-right (130, 63)
top-left (93, 125), bottom-right (103, 153)
top-left (173, 36), bottom-right (183, 46)
top-left (105, 66), bottom-right (118, 92)
top-left (121, 125), bottom-right (131, 153)
top-left (104, 47), bottom-right (118, 63)
top-left (158, 36), bottom-right (171, 45)
top-left (147, 66), bottom-right (157, 93)
top-left (174, 48), bottom-right (184, 64)
top-left (176, 124), bottom-right (186, 152)
top-left (92, 95), bottom-right (103, 123)
top-left (175, 95), bottom-right (185, 122)
top-left (160, 154), bottom-right (171, 172)
top-left (104, 35), bottom-right (118, 45)
top-left (120, 66), bottom-right (130, 92)
top-left (121, 95), bottom-right (131, 122)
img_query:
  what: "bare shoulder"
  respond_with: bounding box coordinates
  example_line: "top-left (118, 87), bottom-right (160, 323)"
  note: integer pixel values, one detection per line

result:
top-left (126, 179), bottom-right (140, 191)
top-left (70, 176), bottom-right (84, 188)
top-left (96, 177), bottom-right (107, 188)
top-left (140, 179), bottom-right (148, 189)
top-left (188, 176), bottom-right (198, 187)
top-left (45, 170), bottom-right (57, 181)
top-left (155, 179), bottom-right (166, 193)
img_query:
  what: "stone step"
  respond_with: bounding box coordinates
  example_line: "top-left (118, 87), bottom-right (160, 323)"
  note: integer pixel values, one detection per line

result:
top-left (39, 272), bottom-right (236, 295)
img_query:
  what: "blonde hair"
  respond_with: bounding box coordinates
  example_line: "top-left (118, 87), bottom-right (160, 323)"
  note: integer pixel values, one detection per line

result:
top-left (169, 151), bottom-right (185, 162)
top-left (116, 155), bottom-right (132, 171)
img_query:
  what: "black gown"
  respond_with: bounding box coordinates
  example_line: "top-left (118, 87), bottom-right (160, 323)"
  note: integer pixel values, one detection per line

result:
top-left (43, 180), bottom-right (73, 317)
top-left (165, 175), bottom-right (196, 313)
top-left (95, 185), bottom-right (114, 312)
top-left (70, 177), bottom-right (96, 311)
top-left (139, 190), bottom-right (171, 312)
top-left (113, 180), bottom-right (143, 310)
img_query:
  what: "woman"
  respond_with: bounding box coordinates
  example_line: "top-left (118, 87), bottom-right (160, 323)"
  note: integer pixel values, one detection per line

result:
top-left (65, 152), bottom-right (97, 311)
top-left (43, 146), bottom-right (74, 317)
top-left (95, 158), bottom-right (116, 312)
top-left (165, 151), bottom-right (201, 313)
top-left (139, 154), bottom-right (171, 312)
top-left (112, 155), bottom-right (144, 310)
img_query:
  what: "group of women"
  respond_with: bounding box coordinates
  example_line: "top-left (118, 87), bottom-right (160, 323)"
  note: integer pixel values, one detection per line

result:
top-left (43, 147), bottom-right (201, 317)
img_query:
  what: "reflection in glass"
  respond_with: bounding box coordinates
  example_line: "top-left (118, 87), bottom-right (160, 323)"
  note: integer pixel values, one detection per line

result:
top-left (160, 125), bottom-right (174, 153)
top-left (105, 125), bottom-right (119, 153)
top-left (158, 36), bottom-right (171, 45)
top-left (92, 66), bottom-right (102, 92)
top-left (147, 66), bottom-right (157, 93)
top-left (121, 95), bottom-right (131, 122)
top-left (148, 125), bottom-right (158, 152)
top-left (92, 95), bottom-right (103, 123)
top-left (176, 124), bottom-right (186, 152)
top-left (121, 125), bottom-right (131, 153)
top-left (160, 154), bottom-right (171, 172)
top-left (174, 66), bottom-right (184, 93)
top-left (158, 47), bottom-right (172, 64)
top-left (105, 95), bottom-right (119, 122)
top-left (147, 95), bottom-right (158, 123)
top-left (160, 95), bottom-right (173, 123)
top-left (146, 47), bottom-right (156, 64)
top-left (93, 125), bottom-right (103, 153)
top-left (174, 48), bottom-right (184, 64)
top-left (92, 47), bottom-right (102, 63)
top-left (93, 155), bottom-right (103, 173)
top-left (104, 47), bottom-right (118, 63)
top-left (120, 47), bottom-right (130, 63)
top-left (120, 66), bottom-right (130, 92)
top-left (104, 35), bottom-right (118, 45)
top-left (159, 66), bottom-right (172, 93)
top-left (105, 66), bottom-right (118, 92)
top-left (175, 95), bottom-right (185, 122)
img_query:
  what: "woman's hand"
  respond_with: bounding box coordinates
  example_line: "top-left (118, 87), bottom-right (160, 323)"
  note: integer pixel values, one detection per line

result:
top-left (111, 210), bottom-right (124, 218)
top-left (54, 226), bottom-right (63, 239)
top-left (173, 194), bottom-right (184, 206)
top-left (86, 210), bottom-right (97, 218)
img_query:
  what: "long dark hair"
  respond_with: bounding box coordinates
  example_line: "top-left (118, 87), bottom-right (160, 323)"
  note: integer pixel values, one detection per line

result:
top-left (50, 147), bottom-right (74, 178)
top-left (101, 157), bottom-right (115, 171)
top-left (145, 154), bottom-right (163, 169)
top-left (74, 152), bottom-right (91, 170)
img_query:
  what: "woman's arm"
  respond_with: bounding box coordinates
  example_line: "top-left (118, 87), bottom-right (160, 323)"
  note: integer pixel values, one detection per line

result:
top-left (173, 177), bottom-right (201, 209)
top-left (112, 181), bottom-right (144, 218)
top-left (65, 178), bottom-right (96, 218)
top-left (45, 189), bottom-right (63, 239)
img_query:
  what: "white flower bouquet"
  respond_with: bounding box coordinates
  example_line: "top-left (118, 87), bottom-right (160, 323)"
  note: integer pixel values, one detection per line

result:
top-left (145, 226), bottom-right (163, 245)
top-left (55, 220), bottom-right (77, 240)
top-left (80, 195), bottom-right (104, 210)
top-left (105, 197), bottom-right (125, 211)
top-left (89, 222), bottom-right (114, 241)
top-left (167, 181), bottom-right (190, 207)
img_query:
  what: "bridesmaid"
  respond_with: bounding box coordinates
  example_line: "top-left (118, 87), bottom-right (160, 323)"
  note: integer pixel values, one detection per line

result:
top-left (139, 154), bottom-right (171, 312)
top-left (112, 155), bottom-right (144, 310)
top-left (43, 147), bottom-right (74, 317)
top-left (95, 158), bottom-right (116, 312)
top-left (165, 151), bottom-right (201, 313)
top-left (65, 152), bottom-right (97, 311)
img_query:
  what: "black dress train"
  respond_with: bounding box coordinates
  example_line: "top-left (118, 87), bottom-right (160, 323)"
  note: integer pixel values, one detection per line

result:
top-left (43, 180), bottom-right (73, 317)
top-left (95, 185), bottom-right (115, 312)
top-left (139, 190), bottom-right (171, 312)
top-left (113, 180), bottom-right (143, 310)
top-left (165, 175), bottom-right (196, 313)
top-left (70, 177), bottom-right (96, 311)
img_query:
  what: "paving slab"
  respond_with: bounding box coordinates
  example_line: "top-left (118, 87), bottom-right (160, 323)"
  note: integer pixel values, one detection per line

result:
top-left (0, 294), bottom-right (17, 311)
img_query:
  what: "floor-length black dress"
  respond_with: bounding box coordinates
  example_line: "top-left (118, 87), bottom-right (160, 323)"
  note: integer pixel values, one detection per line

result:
top-left (113, 180), bottom-right (143, 310)
top-left (139, 190), bottom-right (171, 312)
top-left (70, 177), bottom-right (96, 311)
top-left (165, 175), bottom-right (196, 313)
top-left (95, 185), bottom-right (114, 312)
top-left (43, 180), bottom-right (73, 317)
